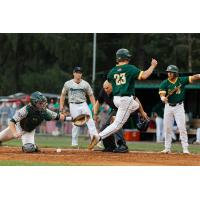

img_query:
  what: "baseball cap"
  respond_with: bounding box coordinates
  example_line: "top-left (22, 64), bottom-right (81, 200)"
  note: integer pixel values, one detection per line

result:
top-left (73, 66), bottom-right (82, 73)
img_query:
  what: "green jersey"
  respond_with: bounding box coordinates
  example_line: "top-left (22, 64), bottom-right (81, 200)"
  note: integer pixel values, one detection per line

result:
top-left (159, 76), bottom-right (192, 103)
top-left (107, 64), bottom-right (143, 96)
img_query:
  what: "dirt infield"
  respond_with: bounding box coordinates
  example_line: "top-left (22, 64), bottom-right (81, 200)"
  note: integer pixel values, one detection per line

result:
top-left (0, 146), bottom-right (200, 165)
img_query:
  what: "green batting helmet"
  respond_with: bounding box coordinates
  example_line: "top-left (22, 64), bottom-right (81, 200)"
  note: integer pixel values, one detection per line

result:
top-left (116, 48), bottom-right (132, 61)
top-left (166, 65), bottom-right (179, 73)
top-left (30, 91), bottom-right (47, 110)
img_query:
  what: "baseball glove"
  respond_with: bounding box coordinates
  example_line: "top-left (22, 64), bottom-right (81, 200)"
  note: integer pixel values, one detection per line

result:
top-left (72, 114), bottom-right (90, 127)
top-left (136, 115), bottom-right (150, 132)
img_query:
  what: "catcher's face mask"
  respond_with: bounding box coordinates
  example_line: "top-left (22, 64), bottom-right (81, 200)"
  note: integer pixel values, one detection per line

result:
top-left (35, 100), bottom-right (47, 111)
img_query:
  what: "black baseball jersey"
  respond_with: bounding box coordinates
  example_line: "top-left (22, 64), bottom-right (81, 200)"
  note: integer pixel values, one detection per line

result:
top-left (97, 89), bottom-right (117, 110)
top-left (11, 104), bottom-right (59, 132)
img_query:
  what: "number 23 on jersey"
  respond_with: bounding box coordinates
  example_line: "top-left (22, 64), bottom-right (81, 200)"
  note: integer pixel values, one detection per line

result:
top-left (114, 73), bottom-right (126, 85)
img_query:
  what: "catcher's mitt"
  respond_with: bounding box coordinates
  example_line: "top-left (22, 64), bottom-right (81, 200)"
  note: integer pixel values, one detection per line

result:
top-left (136, 115), bottom-right (150, 132)
top-left (72, 114), bottom-right (90, 127)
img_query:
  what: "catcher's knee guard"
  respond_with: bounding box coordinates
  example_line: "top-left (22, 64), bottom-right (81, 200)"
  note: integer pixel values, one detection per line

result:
top-left (22, 143), bottom-right (39, 153)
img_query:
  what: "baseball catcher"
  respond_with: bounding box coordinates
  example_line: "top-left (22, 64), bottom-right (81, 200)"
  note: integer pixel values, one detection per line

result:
top-left (0, 91), bottom-right (66, 153)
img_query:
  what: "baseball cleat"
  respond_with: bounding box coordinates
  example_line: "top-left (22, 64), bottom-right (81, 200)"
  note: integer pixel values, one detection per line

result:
top-left (161, 149), bottom-right (171, 154)
top-left (113, 145), bottom-right (129, 153)
top-left (183, 149), bottom-right (190, 154)
top-left (88, 135), bottom-right (100, 150)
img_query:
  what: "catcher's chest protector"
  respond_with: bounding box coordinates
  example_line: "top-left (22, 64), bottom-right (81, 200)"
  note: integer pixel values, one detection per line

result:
top-left (20, 106), bottom-right (47, 132)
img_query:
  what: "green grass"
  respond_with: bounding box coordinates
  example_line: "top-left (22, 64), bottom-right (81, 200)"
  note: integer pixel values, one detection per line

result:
top-left (1, 135), bottom-right (200, 165)
top-left (0, 160), bottom-right (67, 166)
top-left (3, 134), bottom-right (200, 154)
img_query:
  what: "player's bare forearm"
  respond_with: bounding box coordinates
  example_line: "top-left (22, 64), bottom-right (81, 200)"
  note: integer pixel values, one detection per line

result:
top-left (59, 94), bottom-right (65, 111)
top-left (141, 59), bottom-right (158, 80)
top-left (8, 121), bottom-right (22, 138)
top-left (8, 121), bottom-right (17, 133)
top-left (89, 95), bottom-right (96, 106)
top-left (135, 97), bottom-right (148, 119)
top-left (93, 101), bottom-right (100, 115)
top-left (135, 97), bottom-right (144, 113)
top-left (191, 74), bottom-right (200, 82)
top-left (93, 101), bottom-right (100, 121)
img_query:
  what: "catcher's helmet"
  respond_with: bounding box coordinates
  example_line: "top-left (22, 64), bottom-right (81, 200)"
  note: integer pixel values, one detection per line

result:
top-left (166, 65), bottom-right (179, 73)
top-left (30, 91), bottom-right (47, 111)
top-left (116, 48), bottom-right (132, 61)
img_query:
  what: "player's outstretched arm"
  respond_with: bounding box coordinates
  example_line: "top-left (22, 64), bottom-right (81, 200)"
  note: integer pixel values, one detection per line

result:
top-left (59, 93), bottom-right (65, 112)
top-left (190, 74), bottom-right (200, 82)
top-left (140, 58), bottom-right (158, 80)
top-left (8, 121), bottom-right (22, 138)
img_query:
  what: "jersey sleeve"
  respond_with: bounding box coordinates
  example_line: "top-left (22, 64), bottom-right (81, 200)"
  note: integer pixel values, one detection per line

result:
top-left (85, 82), bottom-right (93, 96)
top-left (179, 76), bottom-right (190, 85)
top-left (45, 109), bottom-right (58, 121)
top-left (61, 82), bottom-right (69, 96)
top-left (12, 106), bottom-right (28, 123)
top-left (159, 80), bottom-right (167, 95)
top-left (131, 65), bottom-right (143, 80)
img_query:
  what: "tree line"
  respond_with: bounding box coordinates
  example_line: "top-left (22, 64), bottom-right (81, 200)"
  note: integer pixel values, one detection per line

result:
top-left (0, 33), bottom-right (200, 95)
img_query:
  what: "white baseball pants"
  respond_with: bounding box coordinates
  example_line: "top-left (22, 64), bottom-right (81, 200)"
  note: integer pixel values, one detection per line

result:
top-left (196, 128), bottom-right (200, 142)
top-left (163, 103), bottom-right (188, 150)
top-left (69, 102), bottom-right (98, 146)
top-left (155, 117), bottom-right (164, 142)
top-left (99, 96), bottom-right (139, 139)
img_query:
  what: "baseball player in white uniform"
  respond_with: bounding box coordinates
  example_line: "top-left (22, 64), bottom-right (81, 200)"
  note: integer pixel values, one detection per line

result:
top-left (60, 66), bottom-right (99, 147)
top-left (159, 65), bottom-right (200, 154)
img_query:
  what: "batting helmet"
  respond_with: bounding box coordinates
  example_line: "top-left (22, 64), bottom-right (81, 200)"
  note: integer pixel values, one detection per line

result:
top-left (30, 91), bottom-right (47, 111)
top-left (22, 143), bottom-right (39, 153)
top-left (166, 65), bottom-right (179, 73)
top-left (116, 48), bottom-right (132, 61)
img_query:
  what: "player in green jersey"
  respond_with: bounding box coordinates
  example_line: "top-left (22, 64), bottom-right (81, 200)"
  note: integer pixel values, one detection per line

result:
top-left (159, 65), bottom-right (200, 154)
top-left (88, 48), bottom-right (158, 150)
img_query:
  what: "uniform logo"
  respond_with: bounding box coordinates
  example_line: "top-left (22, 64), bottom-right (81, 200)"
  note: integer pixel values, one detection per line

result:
top-left (117, 68), bottom-right (122, 72)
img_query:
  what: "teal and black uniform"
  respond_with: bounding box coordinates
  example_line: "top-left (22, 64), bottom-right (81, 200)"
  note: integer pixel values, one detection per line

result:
top-left (11, 104), bottom-right (60, 132)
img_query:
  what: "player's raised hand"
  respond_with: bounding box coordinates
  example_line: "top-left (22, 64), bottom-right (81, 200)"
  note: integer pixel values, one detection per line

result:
top-left (151, 58), bottom-right (158, 68)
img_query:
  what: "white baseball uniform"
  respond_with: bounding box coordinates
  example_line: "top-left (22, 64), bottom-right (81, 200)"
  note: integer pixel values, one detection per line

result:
top-left (61, 79), bottom-right (98, 146)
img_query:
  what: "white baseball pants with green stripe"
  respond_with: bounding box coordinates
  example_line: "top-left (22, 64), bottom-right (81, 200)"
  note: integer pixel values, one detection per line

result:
top-left (99, 96), bottom-right (139, 139)
top-left (163, 103), bottom-right (188, 150)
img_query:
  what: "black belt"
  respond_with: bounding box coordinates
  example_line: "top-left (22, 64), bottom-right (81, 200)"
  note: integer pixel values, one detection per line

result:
top-left (70, 102), bottom-right (84, 104)
top-left (168, 101), bottom-right (183, 107)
